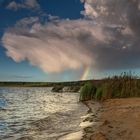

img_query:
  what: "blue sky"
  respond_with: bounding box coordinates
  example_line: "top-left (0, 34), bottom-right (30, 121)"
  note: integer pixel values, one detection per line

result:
top-left (0, 0), bottom-right (140, 82)
top-left (0, 0), bottom-right (84, 81)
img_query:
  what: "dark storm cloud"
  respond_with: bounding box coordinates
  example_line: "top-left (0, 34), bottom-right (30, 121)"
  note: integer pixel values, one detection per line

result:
top-left (81, 0), bottom-right (140, 70)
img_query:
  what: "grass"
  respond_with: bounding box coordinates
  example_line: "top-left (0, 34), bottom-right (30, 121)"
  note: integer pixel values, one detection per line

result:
top-left (79, 73), bottom-right (140, 101)
top-left (79, 82), bottom-right (96, 101)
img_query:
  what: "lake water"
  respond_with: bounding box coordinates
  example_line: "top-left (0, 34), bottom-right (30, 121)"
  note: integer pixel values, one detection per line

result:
top-left (0, 87), bottom-right (88, 140)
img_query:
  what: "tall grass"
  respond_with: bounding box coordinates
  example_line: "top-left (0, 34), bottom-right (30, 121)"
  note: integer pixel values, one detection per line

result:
top-left (79, 82), bottom-right (96, 101)
top-left (79, 73), bottom-right (140, 101)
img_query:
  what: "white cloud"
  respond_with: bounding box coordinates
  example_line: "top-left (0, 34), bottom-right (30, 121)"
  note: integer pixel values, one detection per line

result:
top-left (81, 2), bottom-right (98, 18)
top-left (24, 0), bottom-right (39, 8)
top-left (6, 1), bottom-right (19, 10)
top-left (3, 18), bottom-right (106, 73)
top-left (6, 0), bottom-right (40, 10)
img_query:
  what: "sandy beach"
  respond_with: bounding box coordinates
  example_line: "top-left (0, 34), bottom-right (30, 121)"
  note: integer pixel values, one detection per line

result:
top-left (82, 98), bottom-right (140, 140)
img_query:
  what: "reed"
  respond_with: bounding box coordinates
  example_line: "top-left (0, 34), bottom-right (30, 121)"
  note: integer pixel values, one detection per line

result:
top-left (79, 73), bottom-right (140, 101)
top-left (79, 82), bottom-right (96, 101)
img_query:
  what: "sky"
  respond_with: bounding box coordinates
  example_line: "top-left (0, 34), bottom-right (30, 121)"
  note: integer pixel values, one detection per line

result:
top-left (0, 0), bottom-right (140, 82)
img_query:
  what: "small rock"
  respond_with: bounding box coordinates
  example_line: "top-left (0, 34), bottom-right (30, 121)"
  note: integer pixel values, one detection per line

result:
top-left (87, 108), bottom-right (93, 113)
top-left (84, 127), bottom-right (94, 133)
top-left (83, 117), bottom-right (93, 122)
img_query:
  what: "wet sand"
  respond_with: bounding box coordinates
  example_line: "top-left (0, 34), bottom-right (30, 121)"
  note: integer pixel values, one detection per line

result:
top-left (82, 98), bottom-right (140, 140)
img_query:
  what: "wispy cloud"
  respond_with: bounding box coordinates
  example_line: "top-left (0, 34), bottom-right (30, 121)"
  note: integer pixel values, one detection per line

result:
top-left (2, 0), bottom-right (140, 75)
top-left (6, 0), bottom-right (40, 11)
top-left (10, 75), bottom-right (32, 79)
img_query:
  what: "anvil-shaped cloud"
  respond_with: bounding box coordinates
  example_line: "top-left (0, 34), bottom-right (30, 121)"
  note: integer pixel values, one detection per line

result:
top-left (2, 0), bottom-right (140, 74)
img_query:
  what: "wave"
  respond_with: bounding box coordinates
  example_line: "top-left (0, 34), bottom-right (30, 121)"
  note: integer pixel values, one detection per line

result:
top-left (30, 111), bottom-right (77, 131)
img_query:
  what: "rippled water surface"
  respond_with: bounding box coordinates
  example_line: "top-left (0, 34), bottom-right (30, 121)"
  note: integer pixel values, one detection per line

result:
top-left (0, 87), bottom-right (88, 140)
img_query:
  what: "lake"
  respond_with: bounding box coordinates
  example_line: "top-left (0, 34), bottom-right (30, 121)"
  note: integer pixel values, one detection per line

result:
top-left (0, 87), bottom-right (88, 140)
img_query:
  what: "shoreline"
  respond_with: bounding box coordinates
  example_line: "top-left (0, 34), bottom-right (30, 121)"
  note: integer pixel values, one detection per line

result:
top-left (81, 98), bottom-right (140, 140)
top-left (80, 101), bottom-right (102, 140)
top-left (58, 101), bottom-right (102, 140)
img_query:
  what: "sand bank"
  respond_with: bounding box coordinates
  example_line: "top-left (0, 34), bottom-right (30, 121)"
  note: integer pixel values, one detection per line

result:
top-left (82, 98), bottom-right (140, 140)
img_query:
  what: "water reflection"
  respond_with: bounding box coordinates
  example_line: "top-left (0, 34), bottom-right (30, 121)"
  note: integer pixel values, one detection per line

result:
top-left (0, 87), bottom-right (88, 140)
